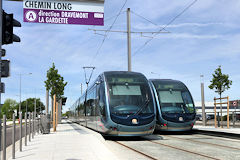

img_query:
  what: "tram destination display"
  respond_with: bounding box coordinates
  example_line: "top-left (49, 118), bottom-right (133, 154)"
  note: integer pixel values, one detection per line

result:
top-left (23, 0), bottom-right (104, 25)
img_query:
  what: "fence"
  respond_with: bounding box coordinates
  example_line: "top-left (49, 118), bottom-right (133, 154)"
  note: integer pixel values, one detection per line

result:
top-left (0, 112), bottom-right (41, 160)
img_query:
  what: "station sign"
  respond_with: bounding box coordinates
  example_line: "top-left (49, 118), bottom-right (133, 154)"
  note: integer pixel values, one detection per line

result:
top-left (23, 0), bottom-right (104, 25)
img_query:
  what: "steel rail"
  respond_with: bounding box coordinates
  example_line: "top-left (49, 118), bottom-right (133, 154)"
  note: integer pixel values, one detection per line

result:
top-left (164, 135), bottom-right (240, 151)
top-left (115, 141), bottom-right (158, 160)
top-left (192, 133), bottom-right (240, 143)
top-left (149, 140), bottom-right (220, 160)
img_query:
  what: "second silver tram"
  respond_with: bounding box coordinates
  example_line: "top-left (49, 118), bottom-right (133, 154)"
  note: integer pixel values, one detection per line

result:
top-left (149, 79), bottom-right (196, 131)
top-left (70, 71), bottom-right (156, 136)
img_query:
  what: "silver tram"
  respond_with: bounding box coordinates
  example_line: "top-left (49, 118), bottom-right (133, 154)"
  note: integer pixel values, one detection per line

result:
top-left (149, 79), bottom-right (196, 131)
top-left (70, 71), bottom-right (156, 136)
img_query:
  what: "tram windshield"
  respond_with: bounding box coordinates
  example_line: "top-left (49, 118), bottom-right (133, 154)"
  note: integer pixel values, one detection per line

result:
top-left (105, 72), bottom-right (154, 116)
top-left (152, 80), bottom-right (195, 114)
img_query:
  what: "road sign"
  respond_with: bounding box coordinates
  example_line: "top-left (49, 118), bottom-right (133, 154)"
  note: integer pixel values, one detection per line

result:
top-left (23, 0), bottom-right (104, 25)
top-left (233, 101), bottom-right (238, 107)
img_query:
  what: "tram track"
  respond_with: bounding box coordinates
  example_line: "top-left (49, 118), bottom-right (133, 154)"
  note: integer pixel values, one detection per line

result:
top-left (193, 130), bottom-right (240, 140)
top-left (115, 141), bottom-right (158, 160)
top-left (163, 135), bottom-right (240, 151)
top-left (114, 138), bottom-right (221, 160)
top-left (148, 140), bottom-right (221, 160)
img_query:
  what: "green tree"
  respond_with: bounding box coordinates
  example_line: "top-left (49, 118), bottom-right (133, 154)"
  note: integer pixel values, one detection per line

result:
top-left (209, 65), bottom-right (232, 126)
top-left (208, 65), bottom-right (232, 99)
top-left (62, 111), bottom-right (71, 118)
top-left (21, 98), bottom-right (45, 115)
top-left (44, 63), bottom-right (67, 108)
top-left (1, 99), bottom-right (18, 119)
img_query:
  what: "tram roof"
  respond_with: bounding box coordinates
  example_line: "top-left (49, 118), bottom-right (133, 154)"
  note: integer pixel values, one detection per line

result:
top-left (103, 71), bottom-right (145, 76)
top-left (149, 79), bottom-right (182, 83)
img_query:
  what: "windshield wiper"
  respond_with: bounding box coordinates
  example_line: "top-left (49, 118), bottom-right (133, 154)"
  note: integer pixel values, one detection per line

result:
top-left (133, 99), bottom-right (150, 116)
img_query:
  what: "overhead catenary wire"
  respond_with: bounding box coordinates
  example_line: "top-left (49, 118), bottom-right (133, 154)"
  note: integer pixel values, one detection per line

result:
top-left (133, 0), bottom-right (198, 56)
top-left (104, 11), bottom-right (126, 22)
top-left (130, 11), bottom-right (169, 32)
top-left (89, 0), bottom-right (128, 66)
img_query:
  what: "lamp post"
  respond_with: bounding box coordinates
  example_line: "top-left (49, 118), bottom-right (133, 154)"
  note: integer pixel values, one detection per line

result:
top-left (19, 73), bottom-right (32, 116)
top-left (200, 75), bottom-right (206, 126)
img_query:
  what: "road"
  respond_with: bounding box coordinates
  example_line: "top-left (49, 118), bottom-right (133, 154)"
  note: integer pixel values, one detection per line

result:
top-left (1, 122), bottom-right (40, 149)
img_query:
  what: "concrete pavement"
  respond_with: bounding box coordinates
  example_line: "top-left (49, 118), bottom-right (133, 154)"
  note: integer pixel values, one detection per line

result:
top-left (194, 125), bottom-right (240, 134)
top-left (8, 120), bottom-right (118, 160)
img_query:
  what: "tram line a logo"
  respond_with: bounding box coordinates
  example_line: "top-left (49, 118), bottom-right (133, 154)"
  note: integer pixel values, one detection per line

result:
top-left (25, 10), bottom-right (37, 22)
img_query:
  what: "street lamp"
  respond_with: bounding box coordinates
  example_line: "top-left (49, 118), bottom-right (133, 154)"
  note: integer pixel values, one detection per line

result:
top-left (200, 75), bottom-right (206, 126)
top-left (19, 73), bottom-right (32, 115)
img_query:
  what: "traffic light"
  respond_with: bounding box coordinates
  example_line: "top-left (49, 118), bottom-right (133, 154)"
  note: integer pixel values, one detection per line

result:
top-left (1, 49), bottom-right (6, 57)
top-left (62, 97), bottom-right (67, 106)
top-left (2, 10), bottom-right (21, 45)
top-left (1, 60), bottom-right (10, 77)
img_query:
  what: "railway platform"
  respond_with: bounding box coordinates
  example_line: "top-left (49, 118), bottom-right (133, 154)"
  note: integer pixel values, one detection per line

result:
top-left (193, 125), bottom-right (240, 135)
top-left (8, 120), bottom-right (118, 160)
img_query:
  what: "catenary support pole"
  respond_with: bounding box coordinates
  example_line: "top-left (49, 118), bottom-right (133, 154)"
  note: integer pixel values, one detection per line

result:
top-left (81, 83), bottom-right (83, 96)
top-left (19, 112), bottom-right (22, 151)
top-left (12, 114), bottom-right (16, 159)
top-left (46, 90), bottom-right (49, 114)
top-left (201, 80), bottom-right (206, 126)
top-left (53, 94), bottom-right (56, 131)
top-left (32, 112), bottom-right (34, 139)
top-left (127, 8), bottom-right (131, 72)
top-left (29, 112), bottom-right (31, 142)
top-left (25, 112), bottom-right (27, 146)
top-left (34, 98), bottom-right (36, 136)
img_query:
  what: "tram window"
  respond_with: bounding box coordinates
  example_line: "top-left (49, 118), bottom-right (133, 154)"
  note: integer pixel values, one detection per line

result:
top-left (112, 85), bottom-right (141, 95)
top-left (99, 83), bottom-right (106, 119)
top-left (182, 92), bottom-right (194, 113)
top-left (159, 91), bottom-right (183, 103)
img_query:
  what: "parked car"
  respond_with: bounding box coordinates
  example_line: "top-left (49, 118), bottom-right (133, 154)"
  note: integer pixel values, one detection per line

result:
top-left (207, 114), bottom-right (215, 120)
top-left (196, 114), bottom-right (202, 121)
top-left (196, 114), bottom-right (213, 121)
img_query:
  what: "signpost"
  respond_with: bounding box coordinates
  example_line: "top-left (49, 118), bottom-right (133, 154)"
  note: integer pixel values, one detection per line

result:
top-left (23, 0), bottom-right (104, 25)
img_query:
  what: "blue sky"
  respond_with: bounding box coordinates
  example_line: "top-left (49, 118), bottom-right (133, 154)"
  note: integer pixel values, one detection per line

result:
top-left (2, 0), bottom-right (240, 112)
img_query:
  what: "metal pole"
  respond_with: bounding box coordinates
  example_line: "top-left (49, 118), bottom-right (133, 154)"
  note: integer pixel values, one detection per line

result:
top-left (25, 112), bottom-right (27, 146)
top-left (0, 0), bottom-right (2, 157)
top-left (19, 74), bottom-right (22, 116)
top-left (127, 8), bottom-right (131, 72)
top-left (201, 82), bottom-right (206, 126)
top-left (12, 114), bottom-right (16, 159)
top-left (220, 97), bottom-right (223, 128)
top-left (29, 112), bottom-right (31, 142)
top-left (34, 97), bottom-right (36, 136)
top-left (2, 115), bottom-right (6, 160)
top-left (38, 116), bottom-right (40, 134)
top-left (84, 83), bottom-right (88, 126)
top-left (56, 101), bottom-right (58, 126)
top-left (53, 95), bottom-right (56, 132)
top-left (232, 111), bottom-right (235, 128)
top-left (19, 112), bottom-right (22, 151)
top-left (227, 96), bottom-right (229, 129)
top-left (46, 90), bottom-right (49, 114)
top-left (32, 112), bottom-right (34, 139)
top-left (26, 99), bottom-right (28, 115)
top-left (214, 98), bottom-right (217, 128)
top-left (81, 83), bottom-right (83, 96)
